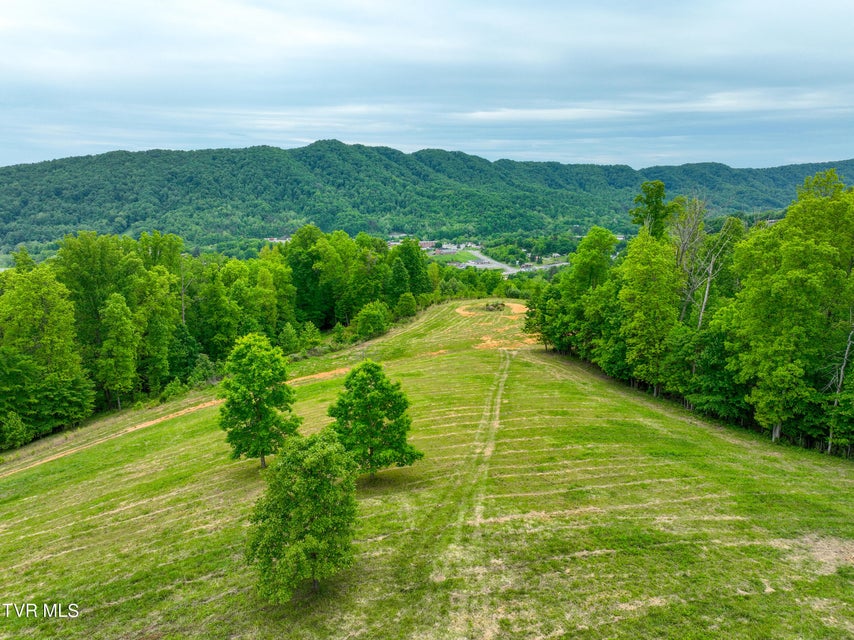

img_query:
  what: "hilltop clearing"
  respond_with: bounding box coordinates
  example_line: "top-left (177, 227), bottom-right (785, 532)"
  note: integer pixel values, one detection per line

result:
top-left (0, 301), bottom-right (851, 639)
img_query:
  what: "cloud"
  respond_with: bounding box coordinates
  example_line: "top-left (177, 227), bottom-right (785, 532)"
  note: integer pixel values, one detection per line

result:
top-left (2, 1), bottom-right (854, 168)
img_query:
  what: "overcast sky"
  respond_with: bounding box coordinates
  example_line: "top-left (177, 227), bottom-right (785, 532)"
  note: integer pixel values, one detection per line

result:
top-left (2, 0), bottom-right (853, 169)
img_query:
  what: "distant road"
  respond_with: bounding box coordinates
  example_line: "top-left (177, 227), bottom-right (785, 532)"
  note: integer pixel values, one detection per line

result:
top-left (466, 249), bottom-right (569, 275)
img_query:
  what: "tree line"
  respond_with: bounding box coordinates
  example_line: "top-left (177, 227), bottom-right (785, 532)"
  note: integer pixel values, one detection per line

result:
top-left (0, 226), bottom-right (526, 451)
top-left (526, 171), bottom-right (854, 455)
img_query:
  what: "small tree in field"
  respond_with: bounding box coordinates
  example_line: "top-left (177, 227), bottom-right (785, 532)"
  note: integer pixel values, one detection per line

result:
top-left (328, 360), bottom-right (423, 476)
top-left (219, 333), bottom-right (301, 468)
top-left (245, 429), bottom-right (358, 602)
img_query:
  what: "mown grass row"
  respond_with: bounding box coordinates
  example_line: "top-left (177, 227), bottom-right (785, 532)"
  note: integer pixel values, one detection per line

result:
top-left (0, 301), bottom-right (851, 639)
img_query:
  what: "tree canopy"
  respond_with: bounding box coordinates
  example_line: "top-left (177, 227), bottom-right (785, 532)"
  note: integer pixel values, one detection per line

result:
top-left (219, 333), bottom-right (301, 468)
top-left (527, 170), bottom-right (854, 454)
top-left (328, 360), bottom-right (423, 475)
top-left (245, 429), bottom-right (358, 602)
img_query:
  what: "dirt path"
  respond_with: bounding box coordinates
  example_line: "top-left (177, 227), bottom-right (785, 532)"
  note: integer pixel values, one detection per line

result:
top-left (0, 367), bottom-right (353, 481)
top-left (0, 400), bottom-right (224, 480)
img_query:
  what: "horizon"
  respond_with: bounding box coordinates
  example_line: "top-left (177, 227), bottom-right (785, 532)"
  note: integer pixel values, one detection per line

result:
top-left (3, 139), bottom-right (854, 173)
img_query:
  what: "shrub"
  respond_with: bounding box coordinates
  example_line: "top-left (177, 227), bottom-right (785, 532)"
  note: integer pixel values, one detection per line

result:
top-left (354, 300), bottom-right (391, 341)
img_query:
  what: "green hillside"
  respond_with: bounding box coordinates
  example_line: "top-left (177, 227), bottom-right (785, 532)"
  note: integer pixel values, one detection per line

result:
top-left (2, 140), bottom-right (853, 255)
top-left (1, 301), bottom-right (851, 639)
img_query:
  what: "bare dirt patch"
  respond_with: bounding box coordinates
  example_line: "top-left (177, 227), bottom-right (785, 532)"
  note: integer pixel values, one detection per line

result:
top-left (473, 335), bottom-right (538, 350)
top-left (289, 367), bottom-right (350, 385)
top-left (455, 305), bottom-right (479, 317)
top-left (784, 534), bottom-right (854, 575)
top-left (615, 595), bottom-right (677, 612)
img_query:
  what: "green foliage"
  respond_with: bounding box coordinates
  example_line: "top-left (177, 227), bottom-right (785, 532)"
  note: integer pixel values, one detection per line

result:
top-left (277, 322), bottom-right (301, 355)
top-left (527, 170), bottom-right (854, 452)
top-left (629, 180), bottom-right (682, 238)
top-left (386, 257), bottom-right (410, 305)
top-left (11, 246), bottom-right (36, 272)
top-left (97, 293), bottom-right (139, 409)
top-left (219, 333), bottom-right (301, 468)
top-left (187, 353), bottom-right (218, 388)
top-left (0, 412), bottom-right (30, 451)
top-left (328, 360), bottom-right (423, 475)
top-left (2, 143), bottom-right (852, 260)
top-left (0, 265), bottom-right (94, 434)
top-left (617, 229), bottom-right (684, 395)
top-left (299, 321), bottom-right (322, 351)
top-left (721, 171), bottom-right (854, 441)
top-left (394, 291), bottom-right (418, 319)
top-left (245, 429), bottom-right (358, 603)
top-left (158, 378), bottom-right (187, 404)
top-left (331, 322), bottom-right (348, 346)
top-left (354, 300), bottom-right (392, 341)
top-left (390, 239), bottom-right (431, 295)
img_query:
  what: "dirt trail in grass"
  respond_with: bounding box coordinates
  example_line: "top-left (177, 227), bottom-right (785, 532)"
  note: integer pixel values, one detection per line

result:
top-left (0, 400), bottom-right (224, 480)
top-left (0, 400), bottom-right (227, 480)
top-left (0, 368), bottom-right (352, 480)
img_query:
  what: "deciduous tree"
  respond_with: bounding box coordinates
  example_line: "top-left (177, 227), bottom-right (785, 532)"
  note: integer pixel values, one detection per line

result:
top-left (328, 360), bottom-right (422, 476)
top-left (219, 333), bottom-right (301, 468)
top-left (245, 429), bottom-right (357, 602)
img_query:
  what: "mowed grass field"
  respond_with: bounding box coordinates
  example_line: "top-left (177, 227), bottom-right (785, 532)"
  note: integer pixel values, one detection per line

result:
top-left (1, 300), bottom-right (852, 639)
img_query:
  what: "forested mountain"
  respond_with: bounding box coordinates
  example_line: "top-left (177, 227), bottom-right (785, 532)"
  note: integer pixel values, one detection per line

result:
top-left (1, 139), bottom-right (853, 256)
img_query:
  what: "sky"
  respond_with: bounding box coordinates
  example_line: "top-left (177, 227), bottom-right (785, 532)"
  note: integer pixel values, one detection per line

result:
top-left (2, 0), bottom-right (854, 169)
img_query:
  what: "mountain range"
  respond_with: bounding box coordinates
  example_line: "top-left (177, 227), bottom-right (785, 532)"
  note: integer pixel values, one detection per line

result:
top-left (1, 139), bottom-right (851, 255)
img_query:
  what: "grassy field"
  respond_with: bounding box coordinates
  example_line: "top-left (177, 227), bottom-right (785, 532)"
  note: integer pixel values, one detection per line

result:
top-left (428, 250), bottom-right (479, 264)
top-left (1, 300), bottom-right (852, 639)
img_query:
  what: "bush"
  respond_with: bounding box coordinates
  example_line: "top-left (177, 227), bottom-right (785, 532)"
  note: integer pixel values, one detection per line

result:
top-left (0, 412), bottom-right (31, 451)
top-left (278, 322), bottom-right (301, 355)
top-left (159, 378), bottom-right (188, 403)
top-left (394, 292), bottom-right (418, 319)
top-left (188, 353), bottom-right (219, 388)
top-left (299, 321), bottom-right (322, 350)
top-left (354, 300), bottom-right (391, 341)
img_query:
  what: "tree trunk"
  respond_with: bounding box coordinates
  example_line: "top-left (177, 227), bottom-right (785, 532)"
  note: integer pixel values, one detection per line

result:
top-left (260, 453), bottom-right (267, 469)
top-left (697, 257), bottom-right (715, 330)
top-left (772, 422), bottom-right (782, 443)
top-left (827, 323), bottom-right (853, 454)
top-left (117, 394), bottom-right (122, 411)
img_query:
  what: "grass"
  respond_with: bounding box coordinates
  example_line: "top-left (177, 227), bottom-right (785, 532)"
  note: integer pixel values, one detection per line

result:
top-left (429, 250), bottom-right (479, 264)
top-left (0, 300), bottom-right (852, 639)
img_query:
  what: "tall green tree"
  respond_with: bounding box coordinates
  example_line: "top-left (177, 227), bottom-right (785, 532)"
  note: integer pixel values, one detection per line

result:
top-left (97, 292), bottom-right (139, 410)
top-left (328, 360), bottom-right (423, 476)
top-left (0, 266), bottom-right (93, 437)
top-left (391, 238), bottom-right (432, 295)
top-left (617, 229), bottom-right (683, 396)
top-left (245, 429), bottom-right (358, 602)
top-left (219, 333), bottom-right (301, 468)
top-left (386, 257), bottom-right (411, 306)
top-left (630, 180), bottom-right (682, 239)
top-left (134, 265), bottom-right (179, 393)
top-left (721, 171), bottom-right (854, 443)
